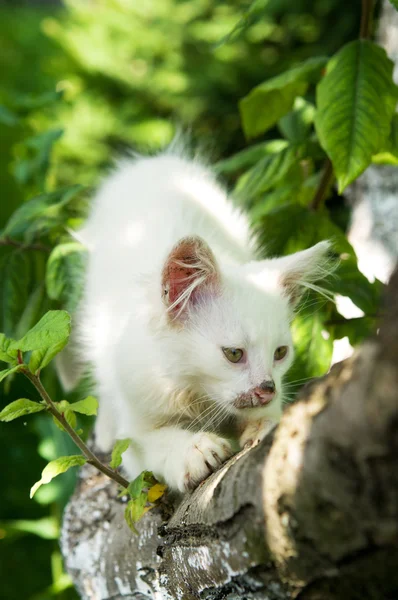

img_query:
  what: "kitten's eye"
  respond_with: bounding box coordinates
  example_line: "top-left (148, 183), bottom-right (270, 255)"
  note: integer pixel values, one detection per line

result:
top-left (274, 346), bottom-right (288, 361)
top-left (222, 347), bottom-right (244, 364)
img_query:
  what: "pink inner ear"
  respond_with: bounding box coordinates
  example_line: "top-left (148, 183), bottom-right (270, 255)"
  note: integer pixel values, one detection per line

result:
top-left (161, 237), bottom-right (219, 317)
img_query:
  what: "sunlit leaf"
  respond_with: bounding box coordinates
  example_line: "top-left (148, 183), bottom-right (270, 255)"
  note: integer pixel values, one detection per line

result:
top-left (240, 56), bottom-right (326, 138)
top-left (0, 517), bottom-right (58, 540)
top-left (0, 398), bottom-right (44, 422)
top-left (11, 310), bottom-right (70, 351)
top-left (69, 396), bottom-right (98, 416)
top-left (30, 455), bottom-right (86, 498)
top-left (315, 40), bottom-right (398, 192)
top-left (110, 438), bottom-right (131, 469)
top-left (9, 311), bottom-right (71, 373)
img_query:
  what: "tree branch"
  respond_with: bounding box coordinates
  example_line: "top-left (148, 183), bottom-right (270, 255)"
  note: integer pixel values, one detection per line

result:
top-left (61, 268), bottom-right (398, 600)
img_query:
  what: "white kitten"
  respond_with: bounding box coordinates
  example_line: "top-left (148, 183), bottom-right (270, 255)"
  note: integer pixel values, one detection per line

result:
top-left (65, 147), bottom-right (330, 492)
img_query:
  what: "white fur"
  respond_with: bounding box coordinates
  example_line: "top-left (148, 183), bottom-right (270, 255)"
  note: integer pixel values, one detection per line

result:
top-left (70, 148), bottom-right (330, 492)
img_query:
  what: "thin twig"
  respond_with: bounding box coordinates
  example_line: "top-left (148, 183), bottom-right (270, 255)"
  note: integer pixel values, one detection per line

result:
top-left (310, 158), bottom-right (334, 211)
top-left (0, 237), bottom-right (51, 253)
top-left (22, 368), bottom-right (130, 489)
top-left (360, 0), bottom-right (374, 39)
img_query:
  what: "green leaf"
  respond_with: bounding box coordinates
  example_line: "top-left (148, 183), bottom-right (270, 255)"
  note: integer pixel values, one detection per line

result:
top-left (14, 284), bottom-right (47, 341)
top-left (124, 493), bottom-right (148, 533)
top-left (30, 455), bottom-right (86, 498)
top-left (214, 140), bottom-right (288, 174)
top-left (110, 438), bottom-right (131, 469)
top-left (11, 310), bottom-right (71, 352)
top-left (13, 129), bottom-right (63, 188)
top-left (0, 333), bottom-right (18, 364)
top-left (388, 0), bottom-right (398, 9)
top-left (1, 251), bottom-right (32, 338)
top-left (0, 516), bottom-right (58, 540)
top-left (372, 113), bottom-right (398, 165)
top-left (240, 56), bottom-right (327, 138)
top-left (216, 0), bottom-right (269, 45)
top-left (327, 314), bottom-right (375, 346)
top-left (256, 204), bottom-right (383, 316)
top-left (53, 401), bottom-right (77, 432)
top-left (69, 396), bottom-right (98, 416)
top-left (315, 40), bottom-right (398, 192)
top-left (127, 470), bottom-right (157, 499)
top-left (0, 398), bottom-right (45, 422)
top-left (46, 242), bottom-right (87, 311)
top-left (0, 365), bottom-right (23, 384)
top-left (9, 310), bottom-right (71, 373)
top-left (256, 203), bottom-right (353, 256)
top-left (0, 105), bottom-right (20, 126)
top-left (235, 146), bottom-right (300, 202)
top-left (327, 258), bottom-right (383, 315)
top-left (278, 97), bottom-right (316, 144)
top-left (2, 185), bottom-right (83, 242)
top-left (11, 90), bottom-right (63, 112)
top-left (289, 308), bottom-right (333, 381)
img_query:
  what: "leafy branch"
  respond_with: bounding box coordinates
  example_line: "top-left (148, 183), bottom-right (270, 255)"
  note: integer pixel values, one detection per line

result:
top-left (20, 367), bottom-right (130, 490)
top-left (0, 310), bottom-right (166, 530)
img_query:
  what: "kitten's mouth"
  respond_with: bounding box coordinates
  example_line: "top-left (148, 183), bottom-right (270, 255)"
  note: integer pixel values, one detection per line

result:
top-left (233, 387), bottom-right (275, 409)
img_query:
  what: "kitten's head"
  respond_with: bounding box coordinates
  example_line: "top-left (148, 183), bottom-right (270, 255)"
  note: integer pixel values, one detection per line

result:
top-left (161, 236), bottom-right (331, 423)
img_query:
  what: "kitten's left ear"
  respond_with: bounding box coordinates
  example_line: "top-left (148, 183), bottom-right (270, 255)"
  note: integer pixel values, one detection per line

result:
top-left (161, 235), bottom-right (220, 320)
top-left (273, 241), bottom-right (333, 307)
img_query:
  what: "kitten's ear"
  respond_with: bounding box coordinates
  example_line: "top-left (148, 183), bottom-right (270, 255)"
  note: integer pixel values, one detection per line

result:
top-left (161, 236), bottom-right (220, 320)
top-left (273, 241), bottom-right (332, 307)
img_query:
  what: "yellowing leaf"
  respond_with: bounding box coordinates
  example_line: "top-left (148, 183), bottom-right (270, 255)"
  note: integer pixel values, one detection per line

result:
top-left (147, 483), bottom-right (167, 503)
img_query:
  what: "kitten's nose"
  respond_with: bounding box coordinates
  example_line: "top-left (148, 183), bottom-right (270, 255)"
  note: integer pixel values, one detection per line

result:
top-left (253, 380), bottom-right (275, 405)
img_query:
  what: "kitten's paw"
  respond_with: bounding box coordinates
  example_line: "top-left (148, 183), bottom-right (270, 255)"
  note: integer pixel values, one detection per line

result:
top-left (239, 419), bottom-right (275, 449)
top-left (182, 433), bottom-right (233, 492)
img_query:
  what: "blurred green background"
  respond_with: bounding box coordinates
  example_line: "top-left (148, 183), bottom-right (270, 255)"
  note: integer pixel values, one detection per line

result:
top-left (0, 1), bottom-right (365, 598)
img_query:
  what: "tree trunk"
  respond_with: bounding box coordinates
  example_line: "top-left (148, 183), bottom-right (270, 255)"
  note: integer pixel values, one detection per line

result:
top-left (61, 265), bottom-right (398, 600)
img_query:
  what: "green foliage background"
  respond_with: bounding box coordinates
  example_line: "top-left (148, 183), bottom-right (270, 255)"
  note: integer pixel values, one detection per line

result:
top-left (1, 0), bottom-right (391, 598)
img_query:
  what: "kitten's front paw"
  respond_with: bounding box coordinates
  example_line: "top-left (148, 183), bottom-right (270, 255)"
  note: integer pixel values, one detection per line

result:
top-left (239, 419), bottom-right (275, 449)
top-left (182, 433), bottom-right (232, 492)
